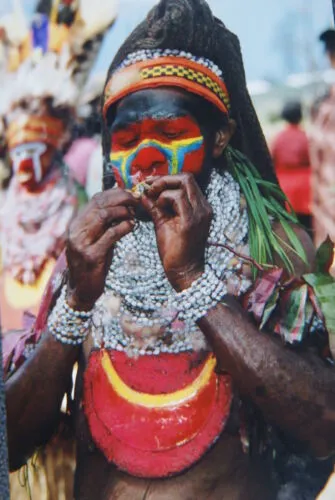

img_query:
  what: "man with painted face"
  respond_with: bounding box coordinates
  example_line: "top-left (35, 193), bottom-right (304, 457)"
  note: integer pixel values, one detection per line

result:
top-left (5, 1), bottom-right (335, 498)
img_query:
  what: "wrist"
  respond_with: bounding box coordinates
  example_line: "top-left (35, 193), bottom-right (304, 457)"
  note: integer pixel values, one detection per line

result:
top-left (169, 265), bottom-right (204, 292)
top-left (66, 287), bottom-right (95, 312)
top-left (49, 285), bottom-right (93, 346)
top-left (166, 266), bottom-right (227, 323)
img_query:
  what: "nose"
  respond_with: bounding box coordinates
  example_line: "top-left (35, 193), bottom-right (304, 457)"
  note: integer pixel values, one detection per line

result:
top-left (132, 146), bottom-right (167, 171)
top-left (15, 157), bottom-right (34, 171)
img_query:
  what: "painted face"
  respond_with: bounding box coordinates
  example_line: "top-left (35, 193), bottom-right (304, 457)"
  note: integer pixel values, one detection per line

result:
top-left (109, 91), bottom-right (206, 189)
top-left (10, 142), bottom-right (53, 190)
top-left (7, 113), bottom-right (66, 191)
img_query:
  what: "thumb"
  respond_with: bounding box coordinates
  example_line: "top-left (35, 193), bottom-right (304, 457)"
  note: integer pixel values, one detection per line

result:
top-left (141, 194), bottom-right (165, 225)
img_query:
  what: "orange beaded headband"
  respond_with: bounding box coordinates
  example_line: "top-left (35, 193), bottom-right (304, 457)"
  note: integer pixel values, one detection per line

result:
top-left (103, 51), bottom-right (230, 120)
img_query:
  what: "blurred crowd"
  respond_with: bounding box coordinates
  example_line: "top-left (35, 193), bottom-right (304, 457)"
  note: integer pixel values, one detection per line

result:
top-left (271, 28), bottom-right (335, 257)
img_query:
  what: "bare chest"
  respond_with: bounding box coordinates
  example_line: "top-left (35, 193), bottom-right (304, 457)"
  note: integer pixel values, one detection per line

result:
top-left (74, 413), bottom-right (275, 500)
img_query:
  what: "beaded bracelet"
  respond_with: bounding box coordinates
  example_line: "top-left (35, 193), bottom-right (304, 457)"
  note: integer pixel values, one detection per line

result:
top-left (167, 266), bottom-right (227, 323)
top-left (48, 285), bottom-right (93, 346)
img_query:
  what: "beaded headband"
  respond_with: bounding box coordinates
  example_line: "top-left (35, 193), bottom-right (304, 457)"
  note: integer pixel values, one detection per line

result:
top-left (6, 115), bottom-right (66, 150)
top-left (103, 49), bottom-right (231, 120)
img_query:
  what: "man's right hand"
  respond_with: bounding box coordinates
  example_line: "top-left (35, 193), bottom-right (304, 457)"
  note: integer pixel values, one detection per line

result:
top-left (66, 189), bottom-right (138, 310)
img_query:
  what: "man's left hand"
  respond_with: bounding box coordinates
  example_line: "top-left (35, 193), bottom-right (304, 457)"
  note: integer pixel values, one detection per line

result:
top-left (141, 174), bottom-right (212, 291)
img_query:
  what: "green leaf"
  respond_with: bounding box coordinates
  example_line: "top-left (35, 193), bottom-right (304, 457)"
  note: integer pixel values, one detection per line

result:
top-left (279, 219), bottom-right (308, 265)
top-left (260, 287), bottom-right (280, 329)
top-left (228, 146), bottom-right (305, 275)
top-left (263, 197), bottom-right (299, 224)
top-left (303, 273), bottom-right (335, 336)
top-left (275, 284), bottom-right (309, 343)
top-left (315, 237), bottom-right (334, 273)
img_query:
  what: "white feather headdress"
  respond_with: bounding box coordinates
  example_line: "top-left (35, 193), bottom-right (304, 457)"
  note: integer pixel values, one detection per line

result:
top-left (0, 49), bottom-right (79, 116)
top-left (0, 0), bottom-right (118, 117)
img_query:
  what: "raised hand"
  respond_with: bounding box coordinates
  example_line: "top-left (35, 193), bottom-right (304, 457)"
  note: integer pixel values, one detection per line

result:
top-left (142, 173), bottom-right (212, 291)
top-left (66, 189), bottom-right (138, 310)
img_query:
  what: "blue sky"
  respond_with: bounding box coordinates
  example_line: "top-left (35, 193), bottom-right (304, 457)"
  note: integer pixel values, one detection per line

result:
top-left (16, 0), bottom-right (335, 81)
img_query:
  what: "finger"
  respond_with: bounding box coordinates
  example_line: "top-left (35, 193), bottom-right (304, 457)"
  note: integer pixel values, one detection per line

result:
top-left (92, 220), bottom-right (136, 256)
top-left (70, 189), bottom-right (137, 235)
top-left (154, 189), bottom-right (193, 219)
top-left (69, 205), bottom-right (135, 247)
top-left (146, 175), bottom-right (185, 198)
top-left (146, 174), bottom-right (204, 209)
top-left (140, 193), bottom-right (156, 215)
top-left (92, 188), bottom-right (139, 210)
top-left (142, 176), bottom-right (160, 186)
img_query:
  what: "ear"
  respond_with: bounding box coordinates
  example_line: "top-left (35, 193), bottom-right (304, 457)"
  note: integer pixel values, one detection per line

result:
top-left (212, 119), bottom-right (236, 158)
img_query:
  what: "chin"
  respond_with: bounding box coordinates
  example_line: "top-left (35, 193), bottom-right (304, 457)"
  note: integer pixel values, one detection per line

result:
top-left (19, 180), bottom-right (36, 191)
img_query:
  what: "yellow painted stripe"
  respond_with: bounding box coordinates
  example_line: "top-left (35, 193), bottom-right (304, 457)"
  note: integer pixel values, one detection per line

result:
top-left (109, 137), bottom-right (204, 162)
top-left (101, 351), bottom-right (216, 409)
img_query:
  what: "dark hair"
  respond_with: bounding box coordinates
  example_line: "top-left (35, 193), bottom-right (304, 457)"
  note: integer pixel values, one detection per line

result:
top-left (101, 0), bottom-right (278, 188)
top-left (35, 0), bottom-right (76, 25)
top-left (281, 101), bottom-right (302, 125)
top-left (319, 29), bottom-right (335, 54)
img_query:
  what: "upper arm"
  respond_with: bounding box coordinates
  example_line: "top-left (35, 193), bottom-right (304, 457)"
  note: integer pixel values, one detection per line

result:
top-left (272, 221), bottom-right (316, 277)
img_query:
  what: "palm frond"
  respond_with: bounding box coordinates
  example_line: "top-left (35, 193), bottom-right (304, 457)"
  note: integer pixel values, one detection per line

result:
top-left (227, 146), bottom-right (306, 275)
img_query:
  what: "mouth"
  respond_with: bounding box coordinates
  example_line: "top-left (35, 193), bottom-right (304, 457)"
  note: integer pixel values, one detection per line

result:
top-left (17, 171), bottom-right (33, 183)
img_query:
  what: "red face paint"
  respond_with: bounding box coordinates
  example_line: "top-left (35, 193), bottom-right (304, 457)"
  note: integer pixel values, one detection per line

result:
top-left (110, 116), bottom-right (205, 188)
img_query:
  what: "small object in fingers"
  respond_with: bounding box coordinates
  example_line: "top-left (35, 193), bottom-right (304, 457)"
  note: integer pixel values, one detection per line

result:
top-left (129, 181), bottom-right (151, 198)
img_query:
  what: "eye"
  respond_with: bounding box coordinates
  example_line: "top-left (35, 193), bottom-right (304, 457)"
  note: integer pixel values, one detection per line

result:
top-left (164, 131), bottom-right (182, 139)
top-left (160, 127), bottom-right (186, 140)
top-left (120, 137), bottom-right (139, 148)
top-left (112, 132), bottom-right (139, 149)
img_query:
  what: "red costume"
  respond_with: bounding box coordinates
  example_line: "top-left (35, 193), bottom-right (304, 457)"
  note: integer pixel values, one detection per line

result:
top-left (272, 124), bottom-right (311, 215)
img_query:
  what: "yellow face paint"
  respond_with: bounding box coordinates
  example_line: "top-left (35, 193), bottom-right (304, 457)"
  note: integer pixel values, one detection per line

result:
top-left (110, 136), bottom-right (204, 188)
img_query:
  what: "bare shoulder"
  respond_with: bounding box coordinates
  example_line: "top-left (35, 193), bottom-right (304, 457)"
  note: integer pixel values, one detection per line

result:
top-left (272, 221), bottom-right (316, 277)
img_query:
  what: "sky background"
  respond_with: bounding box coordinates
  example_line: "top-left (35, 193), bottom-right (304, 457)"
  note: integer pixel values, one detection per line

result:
top-left (10, 0), bottom-right (335, 82)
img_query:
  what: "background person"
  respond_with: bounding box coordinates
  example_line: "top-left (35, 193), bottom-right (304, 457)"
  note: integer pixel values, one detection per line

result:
top-left (309, 28), bottom-right (335, 247)
top-left (272, 100), bottom-right (311, 233)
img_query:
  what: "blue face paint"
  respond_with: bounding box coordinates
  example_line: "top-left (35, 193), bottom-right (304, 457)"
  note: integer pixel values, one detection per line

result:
top-left (110, 136), bottom-right (204, 188)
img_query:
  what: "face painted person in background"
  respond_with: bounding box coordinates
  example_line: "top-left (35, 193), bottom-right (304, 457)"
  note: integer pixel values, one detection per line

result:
top-left (0, 84), bottom-right (82, 334)
top-left (5, 1), bottom-right (335, 499)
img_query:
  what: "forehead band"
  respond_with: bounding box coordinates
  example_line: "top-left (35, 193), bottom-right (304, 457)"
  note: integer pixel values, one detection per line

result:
top-left (103, 49), bottom-right (230, 121)
top-left (6, 115), bottom-right (65, 150)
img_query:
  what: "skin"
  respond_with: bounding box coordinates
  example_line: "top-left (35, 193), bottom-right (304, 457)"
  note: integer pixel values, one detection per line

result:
top-left (5, 88), bottom-right (335, 499)
top-left (327, 50), bottom-right (335, 69)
